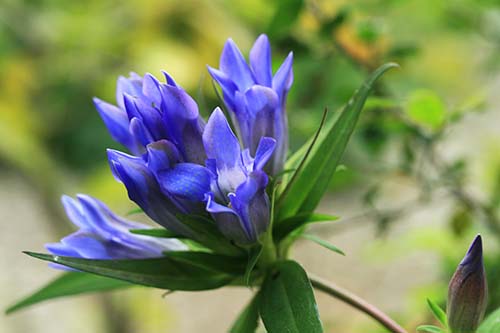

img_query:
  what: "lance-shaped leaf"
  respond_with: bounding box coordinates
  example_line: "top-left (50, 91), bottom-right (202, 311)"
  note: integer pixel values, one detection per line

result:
top-left (276, 63), bottom-right (398, 221)
top-left (6, 272), bottom-right (132, 314)
top-left (478, 307), bottom-right (500, 333)
top-left (24, 252), bottom-right (237, 291)
top-left (273, 213), bottom-right (338, 241)
top-left (259, 260), bottom-right (323, 333)
top-left (230, 292), bottom-right (261, 333)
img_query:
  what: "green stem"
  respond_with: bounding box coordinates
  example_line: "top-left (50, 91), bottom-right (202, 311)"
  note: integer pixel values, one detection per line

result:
top-left (309, 273), bottom-right (408, 333)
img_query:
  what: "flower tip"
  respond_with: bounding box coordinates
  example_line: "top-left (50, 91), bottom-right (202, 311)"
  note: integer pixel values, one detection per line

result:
top-left (461, 234), bottom-right (483, 266)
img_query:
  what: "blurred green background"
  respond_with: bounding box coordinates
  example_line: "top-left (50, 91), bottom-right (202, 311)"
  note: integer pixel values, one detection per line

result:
top-left (1, 0), bottom-right (500, 332)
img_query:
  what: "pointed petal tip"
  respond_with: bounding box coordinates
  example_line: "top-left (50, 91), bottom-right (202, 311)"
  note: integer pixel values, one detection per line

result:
top-left (461, 234), bottom-right (483, 266)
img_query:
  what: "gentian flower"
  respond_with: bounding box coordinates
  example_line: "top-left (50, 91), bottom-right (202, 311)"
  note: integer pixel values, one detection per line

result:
top-left (208, 34), bottom-right (293, 175)
top-left (447, 235), bottom-right (488, 333)
top-left (203, 108), bottom-right (276, 244)
top-left (46, 195), bottom-right (185, 261)
top-left (94, 72), bottom-right (206, 165)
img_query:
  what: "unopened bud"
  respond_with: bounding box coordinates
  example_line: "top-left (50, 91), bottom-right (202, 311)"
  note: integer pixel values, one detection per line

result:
top-left (447, 235), bottom-right (488, 333)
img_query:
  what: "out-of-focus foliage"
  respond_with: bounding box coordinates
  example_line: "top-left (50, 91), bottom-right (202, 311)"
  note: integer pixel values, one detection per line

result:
top-left (2, 0), bottom-right (500, 332)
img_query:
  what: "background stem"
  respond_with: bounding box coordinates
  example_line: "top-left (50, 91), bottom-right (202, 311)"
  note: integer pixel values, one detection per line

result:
top-left (309, 273), bottom-right (408, 333)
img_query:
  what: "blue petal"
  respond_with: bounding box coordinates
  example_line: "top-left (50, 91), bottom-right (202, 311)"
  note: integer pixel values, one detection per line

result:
top-left (107, 149), bottom-right (193, 236)
top-left (253, 137), bottom-right (276, 171)
top-left (124, 94), bottom-right (165, 140)
top-left (129, 117), bottom-right (154, 147)
top-left (146, 140), bottom-right (179, 174)
top-left (93, 97), bottom-right (140, 154)
top-left (272, 51), bottom-right (294, 101)
top-left (207, 66), bottom-right (237, 110)
top-left (156, 163), bottom-right (211, 202)
top-left (142, 73), bottom-right (163, 107)
top-left (61, 195), bottom-right (87, 229)
top-left (250, 34), bottom-right (272, 87)
top-left (116, 73), bottom-right (143, 109)
top-left (61, 232), bottom-right (111, 259)
top-left (46, 242), bottom-right (81, 257)
top-left (220, 39), bottom-right (255, 91)
top-left (203, 108), bottom-right (241, 170)
top-left (205, 193), bottom-right (250, 244)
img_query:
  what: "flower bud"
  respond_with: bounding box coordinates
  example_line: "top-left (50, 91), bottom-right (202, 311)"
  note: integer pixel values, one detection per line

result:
top-left (447, 235), bottom-right (488, 333)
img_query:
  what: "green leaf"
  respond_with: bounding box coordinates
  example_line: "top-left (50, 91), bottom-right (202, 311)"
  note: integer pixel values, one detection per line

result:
top-left (24, 252), bottom-right (236, 291)
top-left (274, 213), bottom-right (338, 241)
top-left (478, 308), bottom-right (500, 333)
top-left (277, 63), bottom-right (398, 221)
top-left (407, 89), bottom-right (446, 131)
top-left (301, 234), bottom-right (345, 256)
top-left (427, 298), bottom-right (447, 327)
top-left (260, 260), bottom-right (323, 333)
top-left (126, 207), bottom-right (144, 216)
top-left (230, 292), bottom-right (261, 333)
top-left (130, 228), bottom-right (181, 238)
top-left (416, 325), bottom-right (445, 333)
top-left (163, 251), bottom-right (246, 275)
top-left (267, 0), bottom-right (304, 39)
top-left (244, 246), bottom-right (263, 286)
top-left (176, 214), bottom-right (243, 256)
top-left (6, 272), bottom-right (131, 314)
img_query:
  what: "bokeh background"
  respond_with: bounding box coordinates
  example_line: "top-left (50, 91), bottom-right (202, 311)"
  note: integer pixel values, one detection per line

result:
top-left (1, 0), bottom-right (500, 332)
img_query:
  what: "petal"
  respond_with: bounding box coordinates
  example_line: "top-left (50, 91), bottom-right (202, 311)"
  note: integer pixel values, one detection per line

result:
top-left (272, 51), bottom-right (294, 101)
top-left (61, 195), bottom-right (87, 229)
top-left (107, 149), bottom-right (193, 237)
top-left (116, 73), bottom-right (143, 109)
top-left (220, 39), bottom-right (255, 91)
top-left (142, 73), bottom-right (163, 107)
top-left (205, 193), bottom-right (250, 244)
top-left (253, 137), bottom-right (276, 171)
top-left (93, 97), bottom-right (139, 154)
top-left (46, 242), bottom-right (81, 257)
top-left (129, 117), bottom-right (154, 147)
top-left (250, 34), bottom-right (272, 87)
top-left (207, 66), bottom-right (237, 110)
top-left (146, 140), bottom-right (180, 174)
top-left (124, 94), bottom-right (165, 140)
top-left (156, 163), bottom-right (211, 202)
top-left (244, 85), bottom-right (279, 117)
top-left (203, 108), bottom-right (241, 170)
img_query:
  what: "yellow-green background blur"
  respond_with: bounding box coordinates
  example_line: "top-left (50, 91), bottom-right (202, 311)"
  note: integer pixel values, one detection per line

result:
top-left (1, 0), bottom-right (500, 332)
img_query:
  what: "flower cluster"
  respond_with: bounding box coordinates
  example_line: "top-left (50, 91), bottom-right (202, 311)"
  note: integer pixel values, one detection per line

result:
top-left (47, 34), bottom-right (293, 258)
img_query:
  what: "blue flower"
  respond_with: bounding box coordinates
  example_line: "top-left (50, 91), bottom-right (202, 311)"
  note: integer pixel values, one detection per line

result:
top-left (107, 147), bottom-right (210, 238)
top-left (208, 34), bottom-right (293, 175)
top-left (94, 72), bottom-right (206, 165)
top-left (46, 195), bottom-right (186, 262)
top-left (203, 108), bottom-right (276, 244)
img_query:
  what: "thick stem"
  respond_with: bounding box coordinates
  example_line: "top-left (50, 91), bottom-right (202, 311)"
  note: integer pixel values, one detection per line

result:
top-left (309, 273), bottom-right (408, 333)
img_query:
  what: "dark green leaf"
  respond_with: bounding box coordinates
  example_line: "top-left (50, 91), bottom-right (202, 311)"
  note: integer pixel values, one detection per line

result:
top-left (277, 63), bottom-right (398, 221)
top-left (6, 272), bottom-right (131, 314)
top-left (163, 251), bottom-right (246, 275)
top-left (274, 213), bottom-right (338, 240)
top-left (302, 234), bottom-right (345, 256)
top-left (244, 246), bottom-right (263, 286)
top-left (130, 228), bottom-right (181, 238)
top-left (267, 0), bottom-right (304, 39)
top-left (260, 260), bottom-right (323, 333)
top-left (230, 292), bottom-right (261, 333)
top-left (24, 252), bottom-right (236, 291)
top-left (426, 298), bottom-right (447, 327)
top-left (176, 214), bottom-right (243, 256)
top-left (478, 308), bottom-right (500, 333)
top-left (416, 325), bottom-right (445, 333)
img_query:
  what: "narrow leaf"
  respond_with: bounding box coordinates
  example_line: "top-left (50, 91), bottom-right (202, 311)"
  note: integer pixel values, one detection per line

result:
top-left (416, 325), bottom-right (445, 333)
top-left (163, 251), bottom-right (246, 275)
top-left (6, 272), bottom-right (131, 314)
top-left (427, 298), bottom-right (447, 327)
top-left (230, 292), bottom-right (261, 333)
top-left (24, 252), bottom-right (235, 291)
top-left (302, 234), bottom-right (345, 256)
top-left (478, 308), bottom-right (500, 333)
top-left (274, 213), bottom-right (338, 240)
top-left (277, 63), bottom-right (398, 221)
top-left (244, 246), bottom-right (263, 286)
top-left (260, 260), bottom-right (323, 333)
top-left (130, 228), bottom-right (181, 238)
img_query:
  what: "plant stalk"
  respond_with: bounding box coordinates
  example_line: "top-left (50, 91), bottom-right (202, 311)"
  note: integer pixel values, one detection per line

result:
top-left (309, 273), bottom-right (408, 333)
